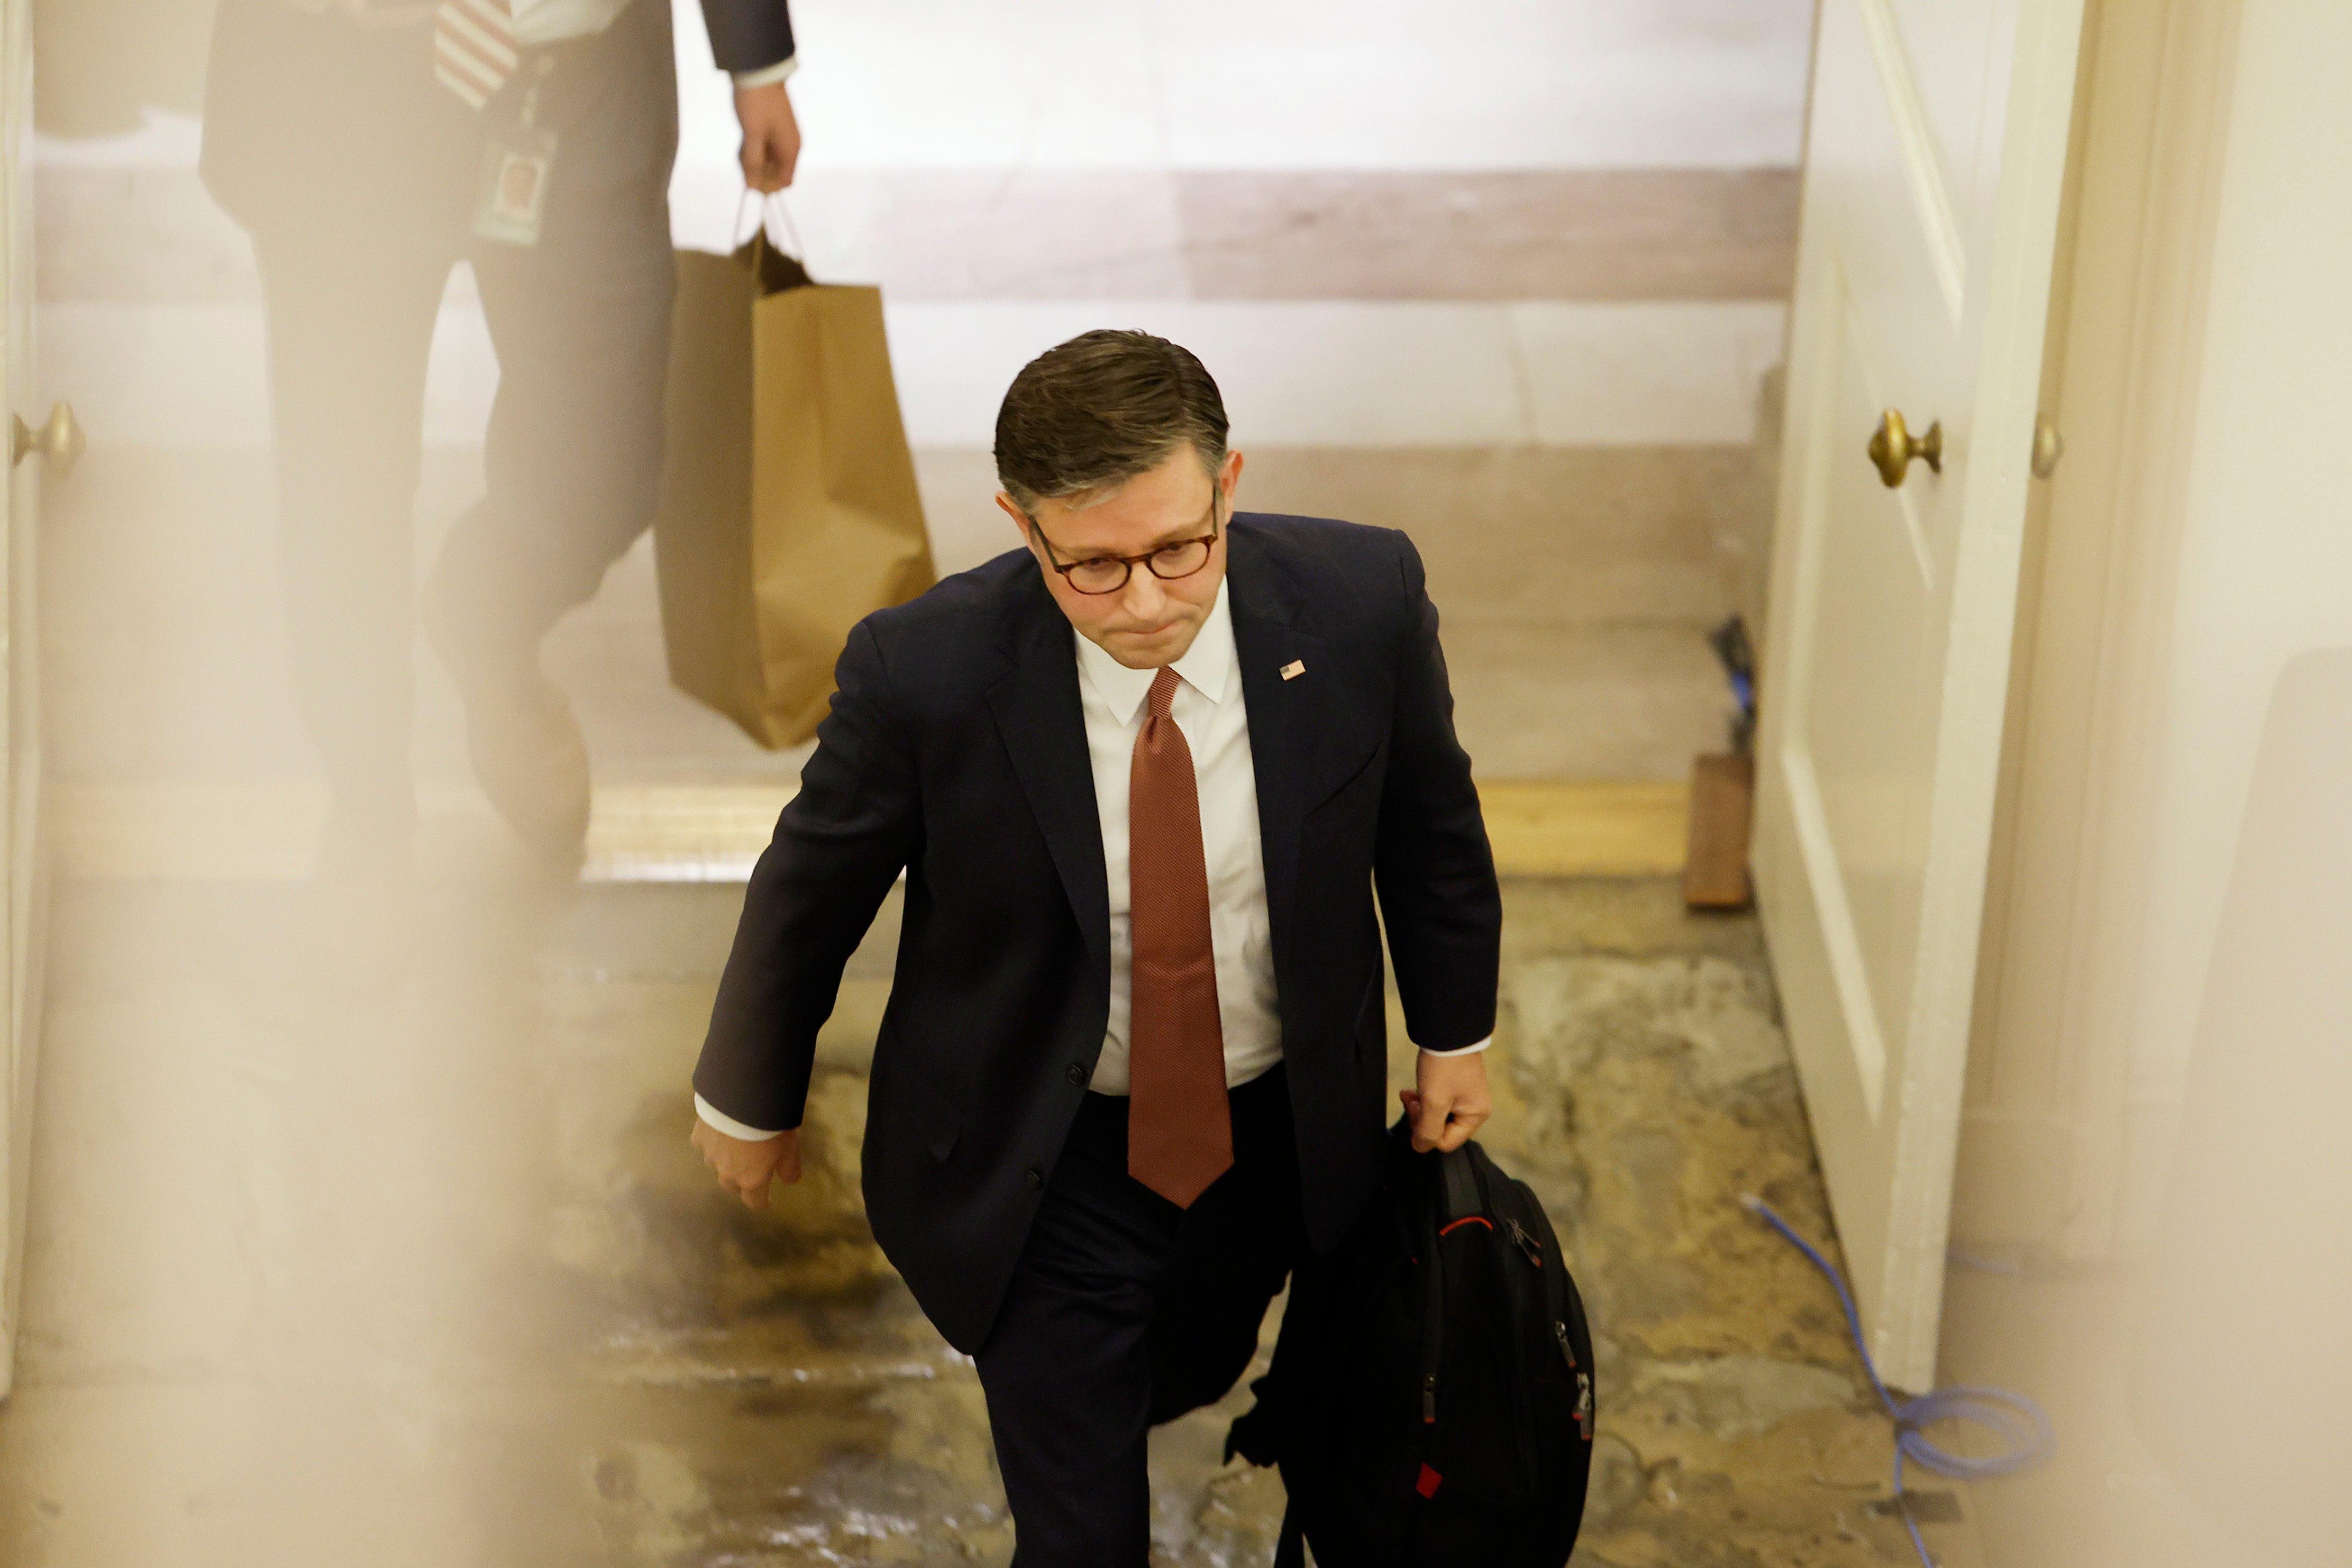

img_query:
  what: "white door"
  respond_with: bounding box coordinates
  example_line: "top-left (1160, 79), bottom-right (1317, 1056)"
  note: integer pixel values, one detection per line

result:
top-left (1754, 0), bottom-right (2085, 1389)
top-left (1, 0), bottom-right (67, 1400)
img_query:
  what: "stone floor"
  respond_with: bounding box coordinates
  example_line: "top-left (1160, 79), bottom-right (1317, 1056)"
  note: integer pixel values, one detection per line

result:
top-left (1, 868), bottom-right (1984, 1567)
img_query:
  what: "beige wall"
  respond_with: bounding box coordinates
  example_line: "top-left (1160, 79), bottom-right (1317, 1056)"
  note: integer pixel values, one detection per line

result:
top-left (1954, 0), bottom-right (2227, 1259)
top-left (2123, 0), bottom-right (2352, 1196)
top-left (1957, 0), bottom-right (2352, 1258)
top-left (1945, 12), bottom-right (2350, 1558)
top-left (33, 0), bottom-right (215, 139)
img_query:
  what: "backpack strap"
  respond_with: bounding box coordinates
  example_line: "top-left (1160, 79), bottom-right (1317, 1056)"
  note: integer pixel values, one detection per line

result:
top-left (1421, 1145), bottom-right (1491, 1436)
top-left (1417, 1157), bottom-right (1447, 1434)
top-left (1439, 1145), bottom-right (1482, 1225)
top-left (1538, 1197), bottom-right (1567, 1332)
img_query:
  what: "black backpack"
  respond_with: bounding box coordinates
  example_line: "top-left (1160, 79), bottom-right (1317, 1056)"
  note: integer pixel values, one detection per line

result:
top-left (1227, 1124), bottom-right (1596, 1567)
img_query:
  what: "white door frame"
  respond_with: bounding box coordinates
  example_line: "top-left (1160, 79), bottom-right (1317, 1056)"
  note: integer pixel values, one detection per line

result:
top-left (0, 0), bottom-right (56, 1401)
top-left (1755, 0), bottom-right (2091, 1390)
top-left (1957, 0), bottom-right (2246, 1264)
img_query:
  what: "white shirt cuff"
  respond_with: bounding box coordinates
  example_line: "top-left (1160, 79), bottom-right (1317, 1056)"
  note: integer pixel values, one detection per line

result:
top-left (1417, 1036), bottom-right (1493, 1058)
top-left (695, 1092), bottom-right (787, 1141)
top-left (731, 54), bottom-right (798, 89)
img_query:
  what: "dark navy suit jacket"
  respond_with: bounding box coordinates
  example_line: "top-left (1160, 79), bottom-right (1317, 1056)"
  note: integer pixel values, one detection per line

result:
top-left (696, 515), bottom-right (1504, 1353)
top-left (697, 0), bottom-right (797, 75)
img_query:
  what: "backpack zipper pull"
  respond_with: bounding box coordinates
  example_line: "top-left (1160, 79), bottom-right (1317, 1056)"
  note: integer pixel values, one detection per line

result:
top-left (1553, 1319), bottom-right (1578, 1369)
top-left (1423, 1372), bottom-right (1438, 1424)
top-left (1575, 1371), bottom-right (1594, 1440)
top-left (1508, 1217), bottom-right (1543, 1268)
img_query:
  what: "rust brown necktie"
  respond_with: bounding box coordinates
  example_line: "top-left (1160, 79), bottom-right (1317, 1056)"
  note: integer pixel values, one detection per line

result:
top-left (1126, 666), bottom-right (1234, 1207)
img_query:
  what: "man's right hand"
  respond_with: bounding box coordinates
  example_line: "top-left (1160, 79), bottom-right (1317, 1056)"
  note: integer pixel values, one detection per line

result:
top-left (691, 1118), bottom-right (803, 1210)
top-left (733, 80), bottom-right (802, 193)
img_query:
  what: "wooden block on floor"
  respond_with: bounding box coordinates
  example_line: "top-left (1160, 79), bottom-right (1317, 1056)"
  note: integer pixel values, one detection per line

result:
top-left (1681, 752), bottom-right (1755, 909)
top-left (1477, 780), bottom-right (1689, 878)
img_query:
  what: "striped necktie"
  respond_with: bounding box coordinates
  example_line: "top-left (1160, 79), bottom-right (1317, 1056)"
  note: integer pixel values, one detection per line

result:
top-left (434, 0), bottom-right (519, 110)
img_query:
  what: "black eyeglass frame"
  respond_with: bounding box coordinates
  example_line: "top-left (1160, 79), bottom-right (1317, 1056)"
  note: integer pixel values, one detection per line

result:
top-left (1023, 489), bottom-right (1224, 596)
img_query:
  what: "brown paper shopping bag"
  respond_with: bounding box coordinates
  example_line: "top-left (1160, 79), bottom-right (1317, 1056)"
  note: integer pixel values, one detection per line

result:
top-left (654, 237), bottom-right (935, 748)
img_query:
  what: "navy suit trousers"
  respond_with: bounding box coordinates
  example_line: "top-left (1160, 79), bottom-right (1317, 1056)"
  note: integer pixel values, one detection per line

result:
top-left (973, 1064), bottom-right (1304, 1566)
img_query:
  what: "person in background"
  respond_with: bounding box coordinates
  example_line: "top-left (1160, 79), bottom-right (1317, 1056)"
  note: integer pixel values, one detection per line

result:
top-left (199, 0), bottom-right (798, 912)
top-left (687, 331), bottom-right (1503, 1563)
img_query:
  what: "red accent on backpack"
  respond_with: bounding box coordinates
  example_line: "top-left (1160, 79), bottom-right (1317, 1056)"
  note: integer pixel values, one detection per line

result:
top-left (1416, 1463), bottom-right (1444, 1499)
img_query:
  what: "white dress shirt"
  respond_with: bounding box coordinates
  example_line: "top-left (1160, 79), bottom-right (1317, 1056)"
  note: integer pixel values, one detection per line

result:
top-left (1075, 582), bottom-right (1282, 1095)
top-left (694, 578), bottom-right (1486, 1141)
top-left (509, 0), bottom-right (798, 85)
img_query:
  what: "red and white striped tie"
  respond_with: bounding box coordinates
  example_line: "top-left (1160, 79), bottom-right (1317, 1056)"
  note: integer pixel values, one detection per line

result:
top-left (433, 0), bottom-right (519, 110)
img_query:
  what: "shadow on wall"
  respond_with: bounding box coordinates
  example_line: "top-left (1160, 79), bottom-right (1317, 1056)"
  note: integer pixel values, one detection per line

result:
top-left (33, 0), bottom-right (215, 138)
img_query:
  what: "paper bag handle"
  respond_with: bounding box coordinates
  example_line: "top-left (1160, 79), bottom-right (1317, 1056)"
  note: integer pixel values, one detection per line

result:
top-left (733, 188), bottom-right (808, 266)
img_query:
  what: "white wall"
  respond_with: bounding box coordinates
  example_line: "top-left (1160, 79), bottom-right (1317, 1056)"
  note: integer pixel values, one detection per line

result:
top-left (2128, 0), bottom-right (2352, 1141)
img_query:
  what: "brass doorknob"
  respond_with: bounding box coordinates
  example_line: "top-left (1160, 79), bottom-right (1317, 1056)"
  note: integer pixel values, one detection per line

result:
top-left (1867, 407), bottom-right (1941, 488)
top-left (11, 401), bottom-right (84, 479)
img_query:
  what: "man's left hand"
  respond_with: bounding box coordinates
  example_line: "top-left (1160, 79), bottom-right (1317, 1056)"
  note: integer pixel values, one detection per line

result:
top-left (690, 1117), bottom-right (802, 1209)
top-left (734, 80), bottom-right (801, 193)
top-left (1402, 1050), bottom-right (1492, 1153)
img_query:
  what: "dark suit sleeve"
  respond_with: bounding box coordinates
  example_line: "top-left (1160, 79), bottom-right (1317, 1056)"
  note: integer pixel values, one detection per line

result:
top-left (697, 0), bottom-right (796, 76)
top-left (1372, 530), bottom-right (1503, 1051)
top-left (695, 618), bottom-right (920, 1131)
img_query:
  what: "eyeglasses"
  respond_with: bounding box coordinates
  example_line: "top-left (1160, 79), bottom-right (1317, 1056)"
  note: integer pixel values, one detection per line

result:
top-left (1026, 493), bottom-right (1221, 596)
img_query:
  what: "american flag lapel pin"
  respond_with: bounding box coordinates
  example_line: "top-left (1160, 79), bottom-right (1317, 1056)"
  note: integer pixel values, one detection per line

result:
top-left (1279, 660), bottom-right (1306, 681)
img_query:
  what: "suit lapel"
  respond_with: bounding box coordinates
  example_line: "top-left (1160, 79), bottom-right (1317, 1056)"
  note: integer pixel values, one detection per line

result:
top-left (982, 524), bottom-right (1320, 997)
top-left (986, 575), bottom-right (1113, 984)
top-left (1227, 519), bottom-right (1326, 960)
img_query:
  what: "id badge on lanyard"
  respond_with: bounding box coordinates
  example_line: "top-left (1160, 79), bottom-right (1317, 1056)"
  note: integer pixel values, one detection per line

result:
top-left (474, 54), bottom-right (559, 247)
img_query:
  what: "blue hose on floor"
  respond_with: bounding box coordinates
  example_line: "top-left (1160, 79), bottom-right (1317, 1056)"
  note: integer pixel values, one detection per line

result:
top-left (1740, 1195), bottom-right (2054, 1568)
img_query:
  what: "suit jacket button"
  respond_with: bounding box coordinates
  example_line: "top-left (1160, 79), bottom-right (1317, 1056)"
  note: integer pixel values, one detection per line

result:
top-left (1065, 1062), bottom-right (1088, 1086)
top-left (1025, 1167), bottom-right (1045, 1191)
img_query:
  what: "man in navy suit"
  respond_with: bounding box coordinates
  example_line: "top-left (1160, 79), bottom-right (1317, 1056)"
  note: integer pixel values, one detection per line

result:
top-left (691, 330), bottom-right (1502, 1564)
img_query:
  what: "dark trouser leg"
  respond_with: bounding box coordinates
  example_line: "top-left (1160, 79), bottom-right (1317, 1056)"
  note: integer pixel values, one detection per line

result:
top-left (974, 1068), bottom-right (1302, 1567)
top-left (252, 224), bottom-right (455, 850)
top-left (1149, 1069), bottom-right (1305, 1424)
top-left (976, 1099), bottom-right (1162, 1568)
top-left (428, 0), bottom-right (679, 671)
